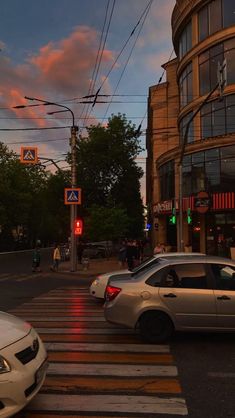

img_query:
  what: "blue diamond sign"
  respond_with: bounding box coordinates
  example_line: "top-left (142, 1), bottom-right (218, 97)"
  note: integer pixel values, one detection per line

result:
top-left (64, 188), bottom-right (81, 205)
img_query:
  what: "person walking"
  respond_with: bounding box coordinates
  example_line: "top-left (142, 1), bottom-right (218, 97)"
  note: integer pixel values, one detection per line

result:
top-left (32, 244), bottom-right (41, 272)
top-left (118, 240), bottom-right (127, 267)
top-left (51, 243), bottom-right (61, 272)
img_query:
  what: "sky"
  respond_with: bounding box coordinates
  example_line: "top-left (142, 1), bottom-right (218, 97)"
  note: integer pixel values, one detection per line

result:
top-left (0, 0), bottom-right (176, 202)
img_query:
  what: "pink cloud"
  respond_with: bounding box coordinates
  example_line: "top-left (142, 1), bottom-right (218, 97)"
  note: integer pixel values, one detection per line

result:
top-left (0, 26), bottom-right (114, 128)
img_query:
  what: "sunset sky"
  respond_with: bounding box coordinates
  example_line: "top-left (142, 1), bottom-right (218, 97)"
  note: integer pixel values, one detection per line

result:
top-left (0, 0), bottom-right (175, 200)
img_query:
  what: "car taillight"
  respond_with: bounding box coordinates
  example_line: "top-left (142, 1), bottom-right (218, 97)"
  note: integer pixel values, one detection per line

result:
top-left (105, 285), bottom-right (121, 301)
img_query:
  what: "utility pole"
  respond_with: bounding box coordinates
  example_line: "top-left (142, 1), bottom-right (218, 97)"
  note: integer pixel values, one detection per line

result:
top-left (70, 125), bottom-right (78, 271)
top-left (177, 59), bottom-right (226, 251)
top-left (24, 96), bottom-right (79, 271)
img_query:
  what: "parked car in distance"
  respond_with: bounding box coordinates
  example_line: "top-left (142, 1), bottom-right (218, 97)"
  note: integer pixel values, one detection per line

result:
top-left (104, 255), bottom-right (235, 343)
top-left (83, 243), bottom-right (106, 259)
top-left (89, 252), bottom-right (204, 299)
top-left (0, 311), bottom-right (48, 417)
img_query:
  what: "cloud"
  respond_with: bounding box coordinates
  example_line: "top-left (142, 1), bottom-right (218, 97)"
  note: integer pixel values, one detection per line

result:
top-left (0, 26), bottom-right (114, 128)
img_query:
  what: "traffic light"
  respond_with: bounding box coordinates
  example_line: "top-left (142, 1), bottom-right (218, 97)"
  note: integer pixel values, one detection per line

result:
top-left (74, 219), bottom-right (83, 235)
top-left (187, 208), bottom-right (192, 224)
top-left (169, 208), bottom-right (176, 225)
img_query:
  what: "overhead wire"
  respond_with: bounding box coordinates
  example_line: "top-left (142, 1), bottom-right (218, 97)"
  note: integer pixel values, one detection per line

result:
top-left (81, 0), bottom-right (116, 128)
top-left (82, 0), bottom-right (155, 128)
top-left (101, 0), bottom-right (154, 123)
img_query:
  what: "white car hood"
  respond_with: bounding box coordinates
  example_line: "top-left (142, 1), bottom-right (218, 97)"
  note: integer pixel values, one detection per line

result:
top-left (0, 311), bottom-right (31, 350)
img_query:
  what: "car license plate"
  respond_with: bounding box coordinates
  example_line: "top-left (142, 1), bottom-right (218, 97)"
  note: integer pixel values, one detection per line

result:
top-left (35, 359), bottom-right (48, 385)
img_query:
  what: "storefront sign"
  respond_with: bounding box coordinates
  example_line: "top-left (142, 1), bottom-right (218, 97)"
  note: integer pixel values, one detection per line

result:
top-left (195, 191), bottom-right (211, 214)
top-left (153, 200), bottom-right (173, 215)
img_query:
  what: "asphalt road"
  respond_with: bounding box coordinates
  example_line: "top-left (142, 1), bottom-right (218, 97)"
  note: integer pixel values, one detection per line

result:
top-left (1, 252), bottom-right (235, 417)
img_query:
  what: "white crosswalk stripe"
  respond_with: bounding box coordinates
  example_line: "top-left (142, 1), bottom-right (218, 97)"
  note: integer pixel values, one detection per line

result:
top-left (10, 286), bottom-right (188, 417)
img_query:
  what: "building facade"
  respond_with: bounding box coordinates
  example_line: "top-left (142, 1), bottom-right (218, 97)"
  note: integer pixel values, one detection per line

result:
top-left (147, 0), bottom-right (235, 257)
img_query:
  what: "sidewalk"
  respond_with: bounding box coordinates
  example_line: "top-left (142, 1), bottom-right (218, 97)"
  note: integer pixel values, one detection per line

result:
top-left (59, 256), bottom-right (121, 277)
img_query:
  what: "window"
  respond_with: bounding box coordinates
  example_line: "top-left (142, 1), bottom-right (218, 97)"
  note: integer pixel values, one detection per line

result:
top-left (223, 0), bottom-right (235, 28)
top-left (179, 20), bottom-right (192, 59)
top-left (146, 267), bottom-right (169, 287)
top-left (179, 112), bottom-right (194, 144)
top-left (211, 263), bottom-right (235, 290)
top-left (198, 5), bottom-right (209, 41)
top-left (224, 38), bottom-right (235, 85)
top-left (159, 161), bottom-right (175, 201)
top-left (201, 94), bottom-right (235, 139)
top-left (199, 44), bottom-right (223, 95)
top-left (221, 145), bottom-right (235, 191)
top-left (205, 149), bottom-right (220, 191)
top-left (198, 0), bottom-right (235, 43)
top-left (182, 145), bottom-right (235, 196)
top-left (162, 264), bottom-right (208, 289)
top-left (179, 63), bottom-right (193, 108)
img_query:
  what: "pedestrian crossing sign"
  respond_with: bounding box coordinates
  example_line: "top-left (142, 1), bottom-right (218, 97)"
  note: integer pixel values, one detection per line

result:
top-left (20, 147), bottom-right (38, 164)
top-left (64, 188), bottom-right (82, 205)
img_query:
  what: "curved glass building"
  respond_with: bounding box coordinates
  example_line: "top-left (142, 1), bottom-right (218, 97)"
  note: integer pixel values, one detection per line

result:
top-left (147, 0), bottom-right (235, 257)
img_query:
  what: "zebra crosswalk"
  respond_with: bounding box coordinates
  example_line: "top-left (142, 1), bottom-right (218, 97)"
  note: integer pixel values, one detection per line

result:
top-left (0, 272), bottom-right (43, 282)
top-left (10, 287), bottom-right (188, 417)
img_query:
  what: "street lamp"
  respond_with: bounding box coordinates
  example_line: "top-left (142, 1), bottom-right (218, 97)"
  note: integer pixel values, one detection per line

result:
top-left (25, 96), bottom-right (79, 271)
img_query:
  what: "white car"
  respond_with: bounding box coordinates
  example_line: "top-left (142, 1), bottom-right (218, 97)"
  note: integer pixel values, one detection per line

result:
top-left (89, 252), bottom-right (204, 299)
top-left (0, 311), bottom-right (48, 418)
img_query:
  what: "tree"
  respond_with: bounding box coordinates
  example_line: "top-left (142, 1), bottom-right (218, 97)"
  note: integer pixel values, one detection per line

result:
top-left (85, 205), bottom-right (129, 241)
top-left (72, 114), bottom-right (144, 239)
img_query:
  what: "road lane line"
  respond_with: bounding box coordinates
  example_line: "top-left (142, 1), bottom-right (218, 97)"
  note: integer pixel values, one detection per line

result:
top-left (48, 352), bottom-right (173, 364)
top-left (35, 327), bottom-right (136, 334)
top-left (45, 342), bottom-right (170, 353)
top-left (43, 375), bottom-right (181, 394)
top-left (48, 362), bottom-right (178, 377)
top-left (16, 316), bottom-right (106, 322)
top-left (28, 394), bottom-right (188, 415)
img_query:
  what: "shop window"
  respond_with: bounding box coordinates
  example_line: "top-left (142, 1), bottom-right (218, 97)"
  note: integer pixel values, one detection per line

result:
top-left (221, 146), bottom-right (235, 191)
top-left (205, 149), bottom-right (220, 190)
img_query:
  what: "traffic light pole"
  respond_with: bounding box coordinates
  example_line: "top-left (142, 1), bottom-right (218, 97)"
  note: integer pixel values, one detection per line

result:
top-left (24, 96), bottom-right (79, 270)
top-left (70, 126), bottom-right (78, 272)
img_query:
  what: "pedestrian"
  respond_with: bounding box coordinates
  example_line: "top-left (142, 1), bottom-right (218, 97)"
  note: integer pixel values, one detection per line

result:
top-left (153, 242), bottom-right (164, 255)
top-left (126, 239), bottom-right (135, 271)
top-left (118, 240), bottom-right (127, 267)
top-left (51, 243), bottom-right (61, 272)
top-left (32, 244), bottom-right (41, 272)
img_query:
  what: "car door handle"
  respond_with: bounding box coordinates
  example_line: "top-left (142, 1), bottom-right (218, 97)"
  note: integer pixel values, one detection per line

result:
top-left (163, 293), bottom-right (177, 298)
top-left (217, 295), bottom-right (231, 301)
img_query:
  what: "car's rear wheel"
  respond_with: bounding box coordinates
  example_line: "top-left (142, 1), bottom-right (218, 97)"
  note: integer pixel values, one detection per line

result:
top-left (139, 311), bottom-right (173, 343)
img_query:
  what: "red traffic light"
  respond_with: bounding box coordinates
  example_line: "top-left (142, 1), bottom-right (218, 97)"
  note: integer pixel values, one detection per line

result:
top-left (74, 219), bottom-right (83, 235)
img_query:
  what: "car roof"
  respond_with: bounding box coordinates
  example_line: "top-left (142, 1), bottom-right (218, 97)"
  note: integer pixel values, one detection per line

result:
top-left (157, 255), bottom-right (235, 266)
top-left (153, 252), bottom-right (204, 258)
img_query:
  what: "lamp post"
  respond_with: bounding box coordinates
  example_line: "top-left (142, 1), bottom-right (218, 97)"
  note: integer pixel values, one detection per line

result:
top-left (25, 96), bottom-right (78, 271)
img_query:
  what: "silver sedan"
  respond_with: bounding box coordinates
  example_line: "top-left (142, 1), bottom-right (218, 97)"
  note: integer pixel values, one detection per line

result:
top-left (104, 255), bottom-right (235, 343)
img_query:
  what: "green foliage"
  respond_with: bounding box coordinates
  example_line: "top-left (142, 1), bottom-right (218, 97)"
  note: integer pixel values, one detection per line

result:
top-left (71, 114), bottom-right (144, 239)
top-left (85, 205), bottom-right (129, 241)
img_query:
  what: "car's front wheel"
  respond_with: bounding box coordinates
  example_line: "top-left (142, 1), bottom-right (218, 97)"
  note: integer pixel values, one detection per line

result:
top-left (139, 311), bottom-right (174, 343)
